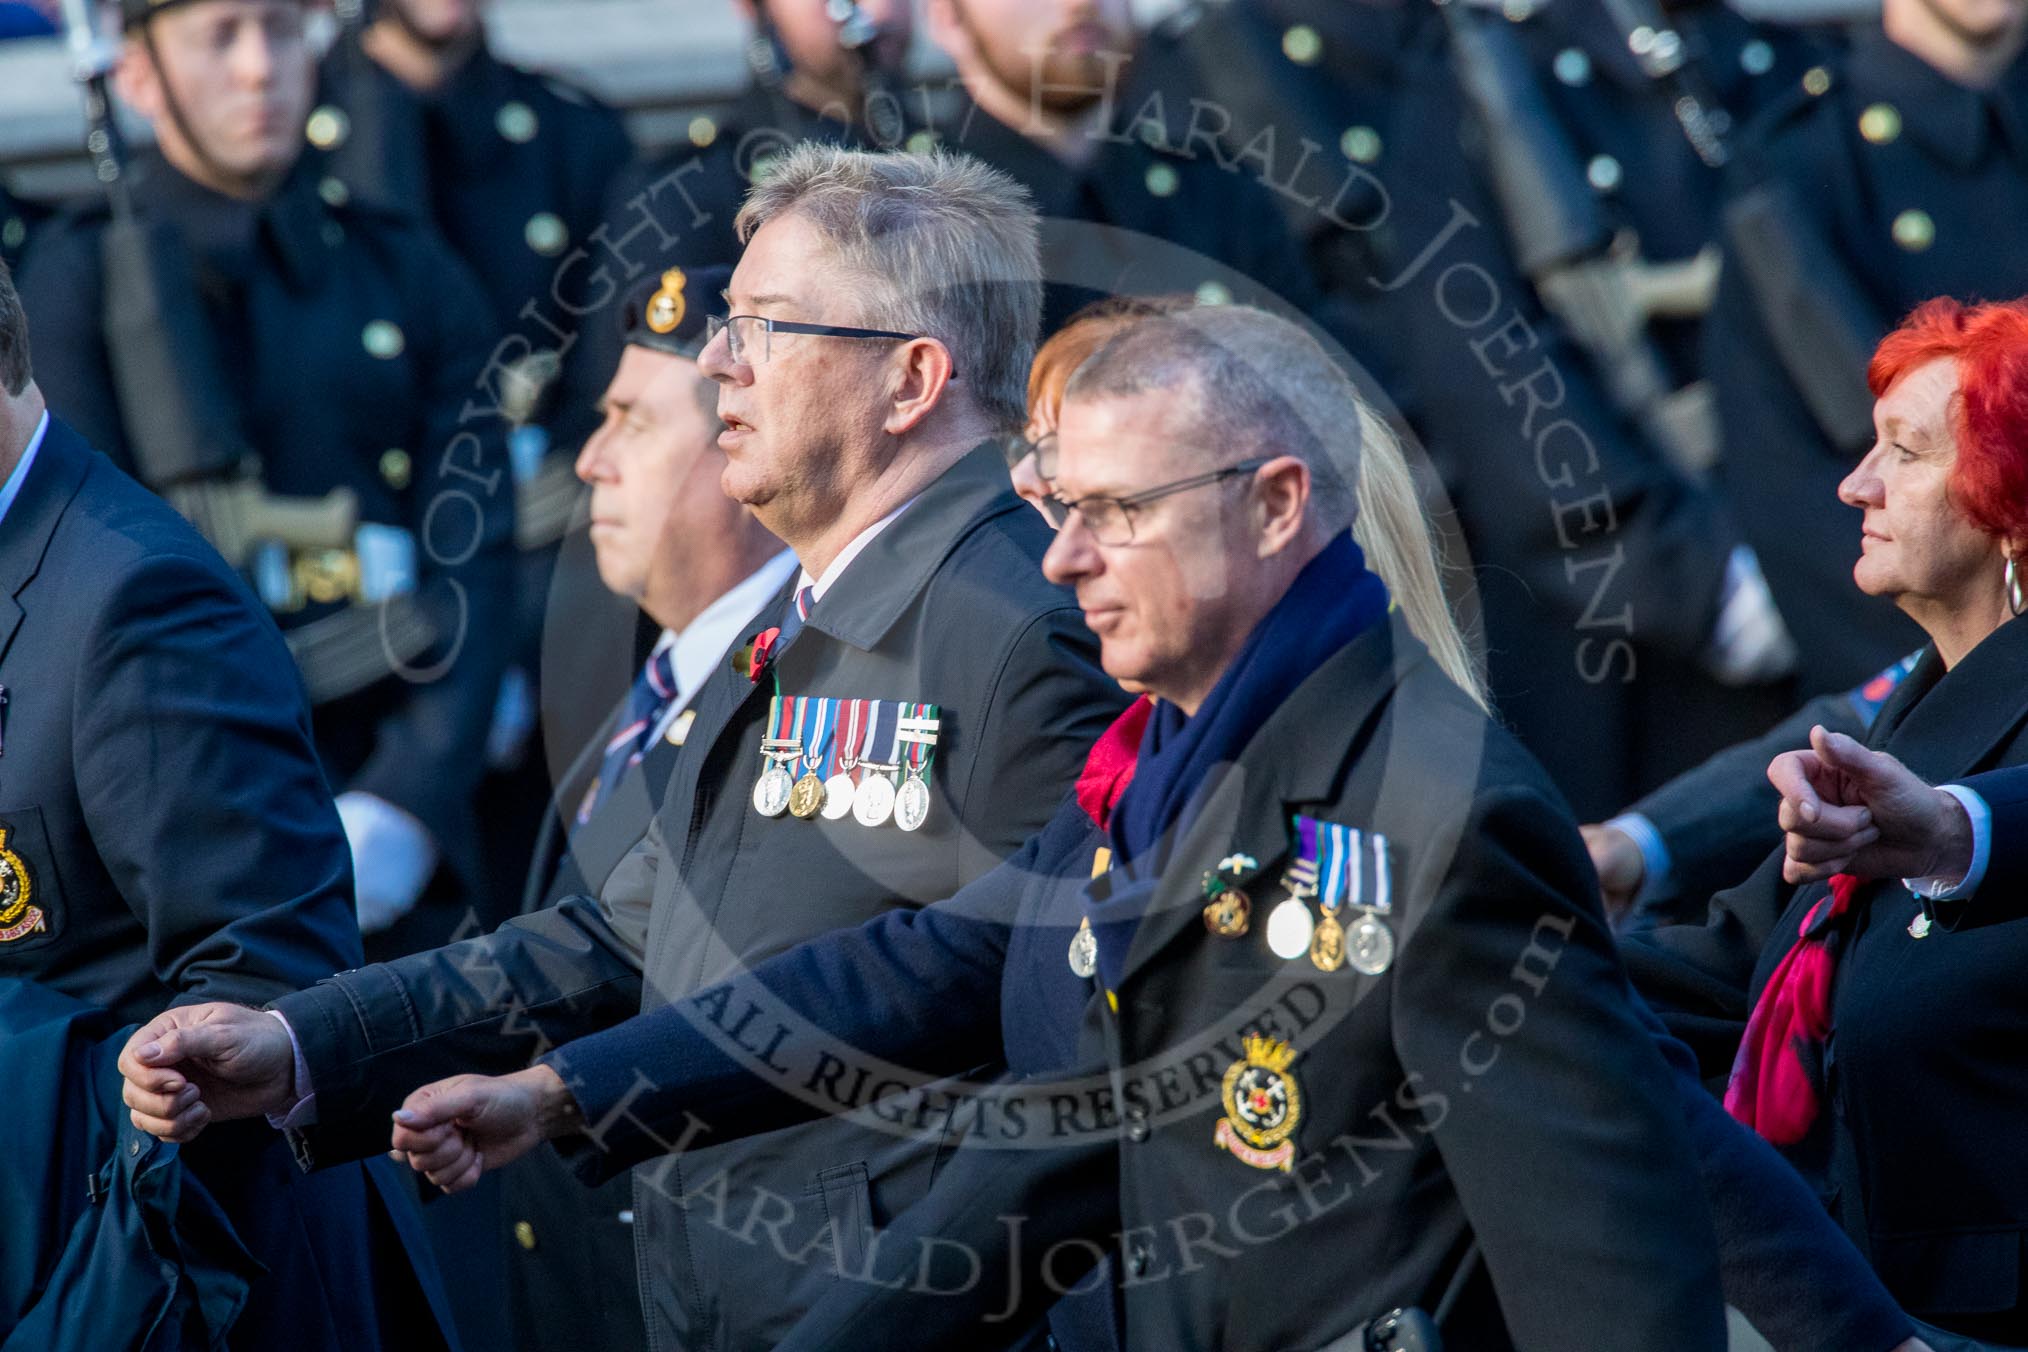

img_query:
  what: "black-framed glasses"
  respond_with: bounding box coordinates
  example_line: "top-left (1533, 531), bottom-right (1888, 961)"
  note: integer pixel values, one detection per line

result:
top-left (1041, 459), bottom-right (1270, 545)
top-left (705, 313), bottom-right (928, 365)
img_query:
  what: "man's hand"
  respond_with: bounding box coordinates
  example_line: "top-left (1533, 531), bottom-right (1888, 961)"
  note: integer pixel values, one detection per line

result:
top-left (1580, 823), bottom-right (1646, 919)
top-left (1769, 726), bottom-right (1973, 886)
top-left (118, 1003), bottom-right (297, 1141)
top-left (388, 1064), bottom-right (581, 1194)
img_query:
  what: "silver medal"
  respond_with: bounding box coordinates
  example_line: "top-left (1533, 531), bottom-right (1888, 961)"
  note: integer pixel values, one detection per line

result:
top-left (751, 763), bottom-right (794, 818)
top-left (821, 773), bottom-right (857, 820)
top-left (1068, 919), bottom-right (1098, 979)
top-left (1347, 912), bottom-right (1395, 975)
top-left (1265, 896), bottom-right (1315, 961)
top-left (853, 772), bottom-right (897, 827)
top-left (894, 775), bottom-right (931, 833)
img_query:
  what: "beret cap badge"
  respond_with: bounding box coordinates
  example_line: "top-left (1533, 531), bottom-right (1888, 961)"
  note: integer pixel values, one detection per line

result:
top-left (646, 269), bottom-right (688, 336)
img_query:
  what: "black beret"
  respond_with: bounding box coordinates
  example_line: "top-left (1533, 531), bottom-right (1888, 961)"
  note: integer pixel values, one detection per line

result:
top-left (619, 264), bottom-right (729, 361)
top-left (122, 0), bottom-right (310, 29)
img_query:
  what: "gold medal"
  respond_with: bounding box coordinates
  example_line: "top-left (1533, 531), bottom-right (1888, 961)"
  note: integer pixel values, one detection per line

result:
top-left (1309, 911), bottom-right (1345, 971)
top-left (1203, 888), bottom-right (1251, 938)
top-left (788, 772), bottom-right (826, 819)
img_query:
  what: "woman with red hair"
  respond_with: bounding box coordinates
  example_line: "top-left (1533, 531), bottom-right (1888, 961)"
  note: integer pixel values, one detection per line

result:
top-left (1629, 297), bottom-right (2028, 1345)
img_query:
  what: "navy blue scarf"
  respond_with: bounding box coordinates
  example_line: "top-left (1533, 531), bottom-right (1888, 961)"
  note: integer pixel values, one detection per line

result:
top-left (1090, 533), bottom-right (1390, 988)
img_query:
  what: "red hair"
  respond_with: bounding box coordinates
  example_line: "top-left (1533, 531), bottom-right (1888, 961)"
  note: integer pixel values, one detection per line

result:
top-left (1868, 297), bottom-right (2028, 545)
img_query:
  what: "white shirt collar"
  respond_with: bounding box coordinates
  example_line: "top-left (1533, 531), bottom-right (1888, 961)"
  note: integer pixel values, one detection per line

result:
top-left (0, 411), bottom-right (52, 527)
top-left (646, 548), bottom-right (798, 743)
top-left (795, 498), bottom-right (916, 605)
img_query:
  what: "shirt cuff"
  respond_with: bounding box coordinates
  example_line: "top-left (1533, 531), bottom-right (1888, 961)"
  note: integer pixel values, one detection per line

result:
top-left (1603, 812), bottom-right (1672, 904)
top-left (1904, 784), bottom-right (1992, 901)
top-left (264, 1009), bottom-right (319, 1129)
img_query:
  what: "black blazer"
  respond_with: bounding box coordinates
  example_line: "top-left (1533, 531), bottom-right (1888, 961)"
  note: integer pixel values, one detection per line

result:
top-left (0, 417), bottom-right (455, 1352)
top-left (1629, 616), bottom-right (2028, 1339)
top-left (273, 443), bottom-right (1129, 1351)
top-left (544, 618), bottom-right (1735, 1352)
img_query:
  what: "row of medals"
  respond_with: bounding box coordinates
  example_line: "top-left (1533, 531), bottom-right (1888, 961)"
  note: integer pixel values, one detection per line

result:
top-left (1205, 855), bottom-right (1395, 975)
top-left (1067, 855), bottom-right (1395, 980)
top-left (751, 737), bottom-right (932, 832)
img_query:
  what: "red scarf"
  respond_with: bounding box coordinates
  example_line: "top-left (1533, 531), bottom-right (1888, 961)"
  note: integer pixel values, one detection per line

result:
top-left (1075, 697), bottom-right (1152, 830)
top-left (1723, 872), bottom-right (1860, 1145)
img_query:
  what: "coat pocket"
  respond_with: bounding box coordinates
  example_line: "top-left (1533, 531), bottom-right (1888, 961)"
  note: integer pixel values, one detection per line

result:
top-left (1873, 1226), bottom-right (2025, 1317)
top-left (809, 1160), bottom-right (874, 1281)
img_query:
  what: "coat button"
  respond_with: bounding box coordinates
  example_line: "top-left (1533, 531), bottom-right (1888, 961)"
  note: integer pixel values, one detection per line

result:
top-left (524, 211), bottom-right (568, 257)
top-left (306, 105), bottom-right (350, 151)
top-left (362, 320), bottom-right (406, 360)
top-left (496, 101), bottom-right (539, 144)
top-left (379, 449), bottom-right (413, 490)
top-left (1891, 209), bottom-right (1935, 253)
top-left (1281, 25), bottom-right (1322, 65)
top-left (1340, 126), bottom-right (1383, 165)
top-left (1859, 102), bottom-right (1902, 146)
top-left (1125, 1240), bottom-right (1150, 1277)
top-left (514, 1220), bottom-right (537, 1250)
top-left (1125, 1105), bottom-right (1150, 1143)
top-left (1802, 65), bottom-right (1832, 97)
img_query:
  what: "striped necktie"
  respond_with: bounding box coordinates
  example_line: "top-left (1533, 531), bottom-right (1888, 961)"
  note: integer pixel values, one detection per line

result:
top-left (580, 645), bottom-right (680, 824)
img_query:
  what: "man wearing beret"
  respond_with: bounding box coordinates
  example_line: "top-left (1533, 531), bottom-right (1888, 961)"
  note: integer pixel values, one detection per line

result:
top-left (500, 263), bottom-right (793, 1352)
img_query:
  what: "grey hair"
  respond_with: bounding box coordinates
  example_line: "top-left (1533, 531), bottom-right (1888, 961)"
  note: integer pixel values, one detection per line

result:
top-left (1065, 304), bottom-right (1486, 706)
top-left (1063, 305), bottom-right (1359, 526)
top-left (735, 143), bottom-right (1042, 430)
top-left (0, 258), bottom-right (30, 398)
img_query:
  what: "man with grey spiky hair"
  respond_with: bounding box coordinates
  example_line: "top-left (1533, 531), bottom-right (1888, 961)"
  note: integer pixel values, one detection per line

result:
top-left (123, 144), bottom-right (1126, 1350)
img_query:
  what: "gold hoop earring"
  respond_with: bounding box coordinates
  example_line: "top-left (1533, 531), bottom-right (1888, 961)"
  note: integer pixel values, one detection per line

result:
top-left (2008, 556), bottom-right (2026, 618)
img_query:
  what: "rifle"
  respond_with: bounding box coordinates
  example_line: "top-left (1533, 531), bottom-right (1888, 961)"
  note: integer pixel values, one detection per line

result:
top-left (1436, 0), bottom-right (1722, 476)
top-left (1722, 180), bottom-right (1880, 450)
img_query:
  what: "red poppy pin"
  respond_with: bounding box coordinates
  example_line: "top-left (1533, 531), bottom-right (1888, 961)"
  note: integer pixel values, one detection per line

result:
top-left (743, 627), bottom-right (782, 682)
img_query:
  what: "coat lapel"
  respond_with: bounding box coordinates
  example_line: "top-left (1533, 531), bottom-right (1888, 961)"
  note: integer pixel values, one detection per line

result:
top-left (0, 419), bottom-right (93, 670)
top-left (1876, 618), bottom-right (2028, 782)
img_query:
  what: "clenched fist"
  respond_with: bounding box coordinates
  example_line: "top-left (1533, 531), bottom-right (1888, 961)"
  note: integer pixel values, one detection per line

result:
top-left (118, 1001), bottom-right (298, 1141)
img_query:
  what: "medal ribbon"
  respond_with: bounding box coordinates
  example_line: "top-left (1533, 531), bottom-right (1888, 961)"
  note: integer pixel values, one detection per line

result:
top-left (837, 698), bottom-right (867, 777)
top-left (802, 698), bottom-right (836, 779)
top-left (1315, 821), bottom-right (1361, 916)
top-left (897, 702), bottom-right (940, 782)
top-left (788, 695), bottom-right (810, 763)
top-left (1288, 814), bottom-right (1324, 897)
top-left (765, 695), bottom-right (791, 748)
top-left (863, 700), bottom-right (901, 771)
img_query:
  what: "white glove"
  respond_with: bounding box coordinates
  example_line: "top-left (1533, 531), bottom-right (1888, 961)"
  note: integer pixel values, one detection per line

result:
top-left (335, 791), bottom-right (438, 935)
top-left (1703, 545), bottom-right (1798, 686)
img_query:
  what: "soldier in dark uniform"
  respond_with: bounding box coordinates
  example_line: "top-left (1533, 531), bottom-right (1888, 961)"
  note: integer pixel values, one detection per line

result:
top-left (307, 0), bottom-right (636, 936)
top-left (16, 0), bottom-right (516, 940)
top-left (1356, 0), bottom-right (1826, 818)
top-left (0, 257), bottom-right (457, 1352)
top-left (914, 0), bottom-right (1366, 352)
top-left (1702, 0), bottom-right (2028, 693)
top-left (311, 0), bottom-right (634, 457)
top-left (500, 264), bottom-right (794, 1352)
